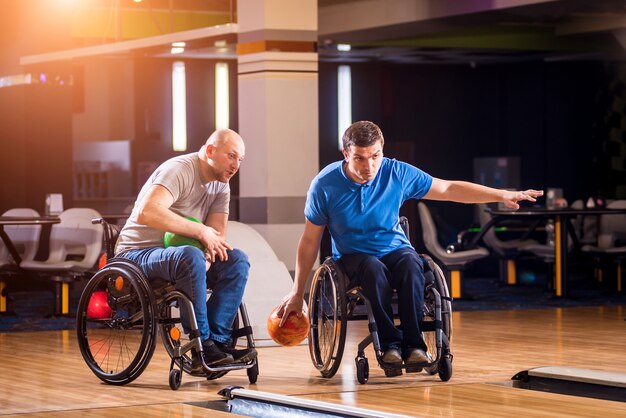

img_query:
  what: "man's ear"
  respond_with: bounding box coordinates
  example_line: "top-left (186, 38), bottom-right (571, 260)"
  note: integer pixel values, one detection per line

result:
top-left (342, 148), bottom-right (348, 161)
top-left (205, 144), bottom-right (215, 160)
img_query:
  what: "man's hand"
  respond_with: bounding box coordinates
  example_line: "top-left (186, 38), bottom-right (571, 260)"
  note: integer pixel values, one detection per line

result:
top-left (199, 225), bottom-right (232, 262)
top-left (277, 291), bottom-right (305, 327)
top-left (502, 189), bottom-right (544, 210)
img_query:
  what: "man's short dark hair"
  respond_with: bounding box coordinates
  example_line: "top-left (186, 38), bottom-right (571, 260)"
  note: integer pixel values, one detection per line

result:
top-left (342, 121), bottom-right (384, 151)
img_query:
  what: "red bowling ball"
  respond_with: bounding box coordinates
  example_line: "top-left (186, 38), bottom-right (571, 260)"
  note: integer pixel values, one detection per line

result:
top-left (87, 290), bottom-right (112, 319)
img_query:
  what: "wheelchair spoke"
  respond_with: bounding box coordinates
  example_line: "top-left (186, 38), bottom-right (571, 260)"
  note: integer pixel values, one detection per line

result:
top-left (77, 262), bottom-right (157, 385)
top-left (308, 259), bottom-right (348, 378)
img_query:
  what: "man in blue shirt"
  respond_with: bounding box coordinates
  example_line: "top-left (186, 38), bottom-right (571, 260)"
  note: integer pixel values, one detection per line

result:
top-left (278, 120), bottom-right (542, 375)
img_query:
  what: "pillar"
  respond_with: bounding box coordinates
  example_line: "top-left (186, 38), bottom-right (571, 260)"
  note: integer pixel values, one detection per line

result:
top-left (237, 0), bottom-right (319, 273)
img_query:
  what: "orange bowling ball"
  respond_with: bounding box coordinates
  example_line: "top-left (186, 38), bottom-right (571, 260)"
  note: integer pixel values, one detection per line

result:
top-left (87, 290), bottom-right (112, 319)
top-left (267, 306), bottom-right (310, 347)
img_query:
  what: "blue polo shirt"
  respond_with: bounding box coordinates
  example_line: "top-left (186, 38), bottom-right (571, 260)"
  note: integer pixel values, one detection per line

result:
top-left (305, 157), bottom-right (433, 259)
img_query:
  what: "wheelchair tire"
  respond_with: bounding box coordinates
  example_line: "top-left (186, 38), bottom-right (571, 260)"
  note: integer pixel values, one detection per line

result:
top-left (422, 256), bottom-right (453, 376)
top-left (356, 357), bottom-right (369, 384)
top-left (438, 356), bottom-right (453, 382)
top-left (76, 260), bottom-right (158, 385)
top-left (308, 258), bottom-right (348, 379)
top-left (247, 361), bottom-right (259, 384)
top-left (428, 256), bottom-right (452, 339)
top-left (169, 368), bottom-right (182, 390)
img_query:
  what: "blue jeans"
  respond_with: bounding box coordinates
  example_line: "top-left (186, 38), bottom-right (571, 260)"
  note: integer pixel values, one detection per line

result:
top-left (340, 247), bottom-right (426, 351)
top-left (121, 246), bottom-right (249, 344)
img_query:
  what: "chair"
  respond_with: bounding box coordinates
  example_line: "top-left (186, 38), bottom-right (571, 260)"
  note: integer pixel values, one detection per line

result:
top-left (417, 202), bottom-right (489, 299)
top-left (570, 199), bottom-right (597, 246)
top-left (581, 200), bottom-right (626, 293)
top-left (0, 208), bottom-right (42, 313)
top-left (308, 252), bottom-right (453, 384)
top-left (520, 208), bottom-right (581, 293)
top-left (0, 208), bottom-right (42, 266)
top-left (20, 208), bottom-right (103, 316)
top-left (475, 203), bottom-right (540, 286)
top-left (76, 218), bottom-right (258, 389)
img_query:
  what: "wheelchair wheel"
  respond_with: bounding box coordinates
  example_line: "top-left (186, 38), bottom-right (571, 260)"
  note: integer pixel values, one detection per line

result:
top-left (247, 361), bottom-right (259, 384)
top-left (159, 298), bottom-right (240, 381)
top-left (76, 260), bottom-right (157, 385)
top-left (422, 257), bottom-right (453, 376)
top-left (438, 356), bottom-right (453, 382)
top-left (169, 368), bottom-right (182, 390)
top-left (356, 356), bottom-right (369, 384)
top-left (308, 258), bottom-right (348, 379)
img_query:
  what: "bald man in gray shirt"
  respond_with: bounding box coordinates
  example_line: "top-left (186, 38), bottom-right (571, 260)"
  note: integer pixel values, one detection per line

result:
top-left (117, 129), bottom-right (256, 371)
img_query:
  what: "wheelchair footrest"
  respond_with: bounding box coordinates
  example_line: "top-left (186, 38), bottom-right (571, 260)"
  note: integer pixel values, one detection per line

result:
top-left (190, 359), bottom-right (257, 377)
top-left (406, 365), bottom-right (423, 373)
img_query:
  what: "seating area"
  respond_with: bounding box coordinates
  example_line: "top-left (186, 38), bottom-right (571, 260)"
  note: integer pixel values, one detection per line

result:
top-left (0, 208), bottom-right (103, 316)
top-left (581, 200), bottom-right (626, 293)
top-left (416, 200), bottom-right (626, 301)
top-left (0, 208), bottom-right (42, 313)
top-left (417, 202), bottom-right (489, 299)
top-left (2, 198), bottom-right (626, 326)
top-left (474, 203), bottom-right (540, 286)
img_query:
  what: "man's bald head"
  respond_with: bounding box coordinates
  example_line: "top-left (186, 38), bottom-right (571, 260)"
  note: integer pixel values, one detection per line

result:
top-left (200, 129), bottom-right (245, 183)
top-left (205, 129), bottom-right (243, 149)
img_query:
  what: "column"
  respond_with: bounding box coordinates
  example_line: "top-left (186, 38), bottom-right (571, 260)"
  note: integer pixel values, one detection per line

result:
top-left (237, 0), bottom-right (318, 273)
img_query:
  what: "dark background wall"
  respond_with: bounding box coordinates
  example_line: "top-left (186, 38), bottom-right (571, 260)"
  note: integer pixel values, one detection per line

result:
top-left (0, 81), bottom-right (73, 214)
top-left (1, 54), bottom-right (622, 242)
top-left (318, 60), bottom-right (619, 251)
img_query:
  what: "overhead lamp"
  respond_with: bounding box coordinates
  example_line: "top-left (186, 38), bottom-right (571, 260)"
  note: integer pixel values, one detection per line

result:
top-left (214, 40), bottom-right (229, 53)
top-left (171, 42), bottom-right (185, 55)
top-left (337, 65), bottom-right (352, 150)
top-left (172, 61), bottom-right (187, 151)
top-left (337, 44), bottom-right (351, 52)
top-left (215, 63), bottom-right (229, 130)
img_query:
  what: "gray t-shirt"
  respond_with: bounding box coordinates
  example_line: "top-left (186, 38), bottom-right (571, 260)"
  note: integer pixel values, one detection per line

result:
top-left (115, 153), bottom-right (230, 254)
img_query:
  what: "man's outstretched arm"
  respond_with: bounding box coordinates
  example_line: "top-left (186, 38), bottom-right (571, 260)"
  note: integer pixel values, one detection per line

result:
top-left (424, 178), bottom-right (543, 209)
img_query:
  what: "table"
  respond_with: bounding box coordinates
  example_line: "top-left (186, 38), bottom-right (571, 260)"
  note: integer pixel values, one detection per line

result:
top-left (0, 216), bottom-right (60, 314)
top-left (0, 216), bottom-right (60, 265)
top-left (471, 207), bottom-right (626, 297)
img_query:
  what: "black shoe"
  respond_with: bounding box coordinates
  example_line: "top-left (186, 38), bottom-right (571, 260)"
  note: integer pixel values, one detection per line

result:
top-left (214, 340), bottom-right (257, 363)
top-left (381, 346), bottom-right (403, 377)
top-left (190, 341), bottom-right (234, 373)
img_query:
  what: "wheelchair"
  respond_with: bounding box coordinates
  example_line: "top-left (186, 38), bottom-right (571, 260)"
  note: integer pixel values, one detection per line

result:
top-left (307, 220), bottom-right (453, 384)
top-left (75, 218), bottom-right (258, 390)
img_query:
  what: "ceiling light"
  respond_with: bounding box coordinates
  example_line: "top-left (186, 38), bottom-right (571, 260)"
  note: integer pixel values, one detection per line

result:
top-left (170, 47), bottom-right (185, 54)
top-left (337, 44), bottom-right (351, 52)
top-left (215, 63), bottom-right (229, 130)
top-left (172, 42), bottom-right (186, 48)
top-left (172, 62), bottom-right (187, 151)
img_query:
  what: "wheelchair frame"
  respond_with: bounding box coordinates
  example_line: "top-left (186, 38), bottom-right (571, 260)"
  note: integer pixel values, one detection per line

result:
top-left (307, 253), bottom-right (453, 384)
top-left (75, 218), bottom-right (258, 390)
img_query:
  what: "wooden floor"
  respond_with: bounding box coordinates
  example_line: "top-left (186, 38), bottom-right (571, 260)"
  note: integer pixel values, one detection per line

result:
top-left (2, 306), bottom-right (626, 417)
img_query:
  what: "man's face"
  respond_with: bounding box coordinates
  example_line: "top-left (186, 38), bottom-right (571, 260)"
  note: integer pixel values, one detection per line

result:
top-left (208, 137), bottom-right (245, 183)
top-left (342, 140), bottom-right (383, 184)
